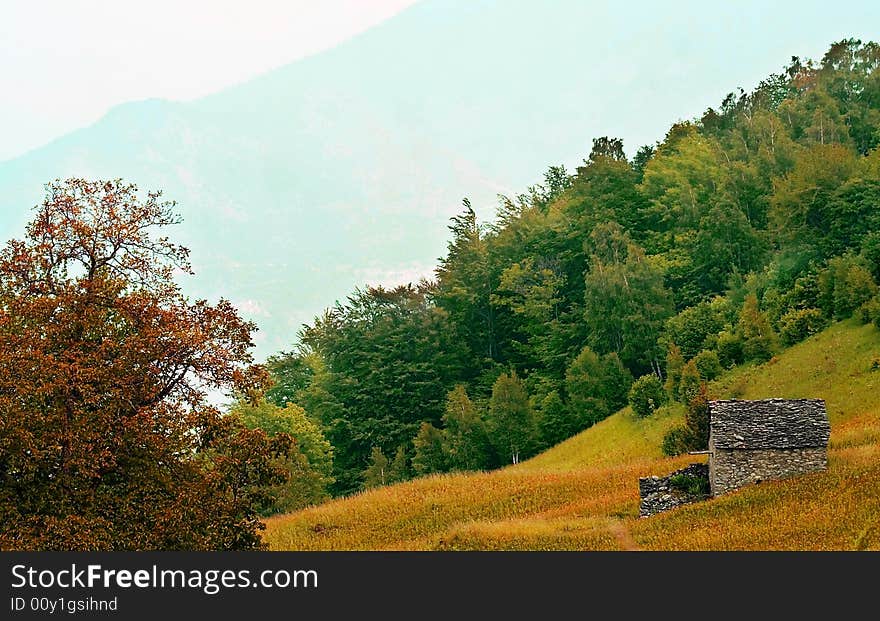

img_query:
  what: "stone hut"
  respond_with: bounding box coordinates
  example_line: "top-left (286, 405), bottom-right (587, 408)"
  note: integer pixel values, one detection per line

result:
top-left (708, 398), bottom-right (830, 496)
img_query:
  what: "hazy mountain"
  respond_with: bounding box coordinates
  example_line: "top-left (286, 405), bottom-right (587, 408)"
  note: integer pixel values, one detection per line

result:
top-left (1, 0), bottom-right (876, 358)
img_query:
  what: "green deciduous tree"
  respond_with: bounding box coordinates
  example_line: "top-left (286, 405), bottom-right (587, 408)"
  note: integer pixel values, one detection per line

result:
top-left (583, 223), bottom-right (673, 374)
top-left (628, 375), bottom-right (666, 418)
top-left (441, 386), bottom-right (489, 471)
top-left (564, 346), bottom-right (632, 427)
top-left (738, 294), bottom-right (778, 362)
top-left (232, 400), bottom-right (335, 512)
top-left (412, 422), bottom-right (447, 476)
top-left (677, 360), bottom-right (702, 404)
top-left (664, 343), bottom-right (685, 397)
top-left (536, 390), bottom-right (572, 448)
top-left (363, 447), bottom-right (390, 489)
top-left (388, 446), bottom-right (410, 483)
top-left (692, 350), bottom-right (723, 382)
top-left (661, 299), bottom-right (729, 360)
top-left (487, 371), bottom-right (537, 464)
top-left (818, 254), bottom-right (879, 319)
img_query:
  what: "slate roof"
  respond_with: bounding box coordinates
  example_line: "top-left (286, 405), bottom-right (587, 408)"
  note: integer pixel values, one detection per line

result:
top-left (709, 399), bottom-right (830, 450)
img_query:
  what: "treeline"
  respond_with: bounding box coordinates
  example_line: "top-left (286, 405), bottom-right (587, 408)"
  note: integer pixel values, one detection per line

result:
top-left (250, 40), bottom-right (880, 499)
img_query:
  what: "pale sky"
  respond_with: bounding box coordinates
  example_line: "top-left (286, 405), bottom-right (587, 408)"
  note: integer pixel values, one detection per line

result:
top-left (0, 0), bottom-right (418, 161)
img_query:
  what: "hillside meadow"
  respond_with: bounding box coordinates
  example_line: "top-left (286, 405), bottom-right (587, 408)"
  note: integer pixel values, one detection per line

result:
top-left (263, 320), bottom-right (880, 550)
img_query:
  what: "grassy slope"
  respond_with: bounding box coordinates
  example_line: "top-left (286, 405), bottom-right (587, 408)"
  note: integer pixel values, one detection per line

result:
top-left (263, 320), bottom-right (880, 550)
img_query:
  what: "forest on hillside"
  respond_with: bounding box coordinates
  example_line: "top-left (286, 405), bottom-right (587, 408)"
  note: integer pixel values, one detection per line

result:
top-left (241, 39), bottom-right (880, 499)
top-left (3, 40), bottom-right (880, 551)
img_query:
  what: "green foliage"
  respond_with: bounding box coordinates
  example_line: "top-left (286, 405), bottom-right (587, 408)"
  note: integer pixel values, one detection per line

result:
top-left (628, 374), bottom-right (666, 418)
top-left (389, 446), bottom-right (410, 483)
top-left (265, 353), bottom-right (343, 427)
top-left (664, 343), bottom-right (685, 398)
top-left (599, 353), bottom-right (635, 416)
top-left (689, 200), bottom-right (769, 298)
top-left (434, 203), bottom-right (497, 364)
top-left (412, 422), bottom-right (448, 476)
top-left (233, 400), bottom-right (334, 514)
top-left (668, 473), bottom-right (711, 496)
top-left (259, 39), bottom-right (880, 504)
top-left (564, 347), bottom-right (633, 428)
top-left (856, 296), bottom-right (880, 325)
top-left (297, 284), bottom-right (468, 495)
top-left (363, 447), bottom-right (390, 489)
top-left (662, 384), bottom-right (709, 455)
top-left (769, 144), bottom-right (859, 245)
top-left (778, 308), bottom-right (828, 344)
top-left (824, 179), bottom-right (880, 256)
top-left (684, 386), bottom-right (710, 450)
top-left (662, 300), bottom-right (728, 360)
top-left (716, 330), bottom-right (744, 368)
top-left (234, 401), bottom-right (334, 482)
top-left (441, 386), bottom-right (490, 471)
top-left (264, 354), bottom-right (313, 408)
top-left (677, 360), bottom-right (702, 404)
top-left (583, 224), bottom-right (673, 372)
top-left (640, 125), bottom-right (724, 233)
top-left (763, 269), bottom-right (822, 327)
top-left (692, 350), bottom-right (723, 381)
top-left (536, 390), bottom-right (573, 447)
top-left (818, 254), bottom-right (879, 319)
top-left (738, 294), bottom-right (777, 362)
top-left (491, 256), bottom-right (566, 374)
top-left (861, 231), bottom-right (880, 282)
top-left (487, 371), bottom-right (537, 464)
top-left (661, 426), bottom-right (692, 457)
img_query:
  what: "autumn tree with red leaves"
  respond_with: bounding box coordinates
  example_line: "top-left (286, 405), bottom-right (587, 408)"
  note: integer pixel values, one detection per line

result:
top-left (0, 179), bottom-right (291, 550)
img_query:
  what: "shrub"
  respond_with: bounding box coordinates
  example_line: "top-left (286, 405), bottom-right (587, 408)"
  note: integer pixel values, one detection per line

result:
top-left (661, 385), bottom-right (709, 455)
top-left (856, 296), bottom-right (880, 325)
top-left (684, 386), bottom-right (710, 450)
top-left (628, 374), bottom-right (666, 418)
top-left (778, 307), bottom-right (828, 345)
top-left (661, 426), bottom-right (692, 456)
top-left (716, 330), bottom-right (744, 368)
top-left (692, 350), bottom-right (722, 381)
top-left (669, 473), bottom-right (711, 496)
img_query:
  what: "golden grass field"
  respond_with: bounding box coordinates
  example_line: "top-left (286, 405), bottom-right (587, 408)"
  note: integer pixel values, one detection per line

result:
top-left (263, 320), bottom-right (880, 550)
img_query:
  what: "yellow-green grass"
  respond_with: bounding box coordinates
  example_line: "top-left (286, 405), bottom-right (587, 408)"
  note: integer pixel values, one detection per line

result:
top-left (516, 403), bottom-right (685, 473)
top-left (263, 320), bottom-right (880, 551)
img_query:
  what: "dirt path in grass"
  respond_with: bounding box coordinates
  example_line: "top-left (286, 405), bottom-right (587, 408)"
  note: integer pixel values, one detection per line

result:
top-left (608, 519), bottom-right (641, 551)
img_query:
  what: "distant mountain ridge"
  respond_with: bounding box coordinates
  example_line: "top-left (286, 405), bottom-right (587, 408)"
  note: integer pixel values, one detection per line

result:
top-left (1, 0), bottom-right (876, 357)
